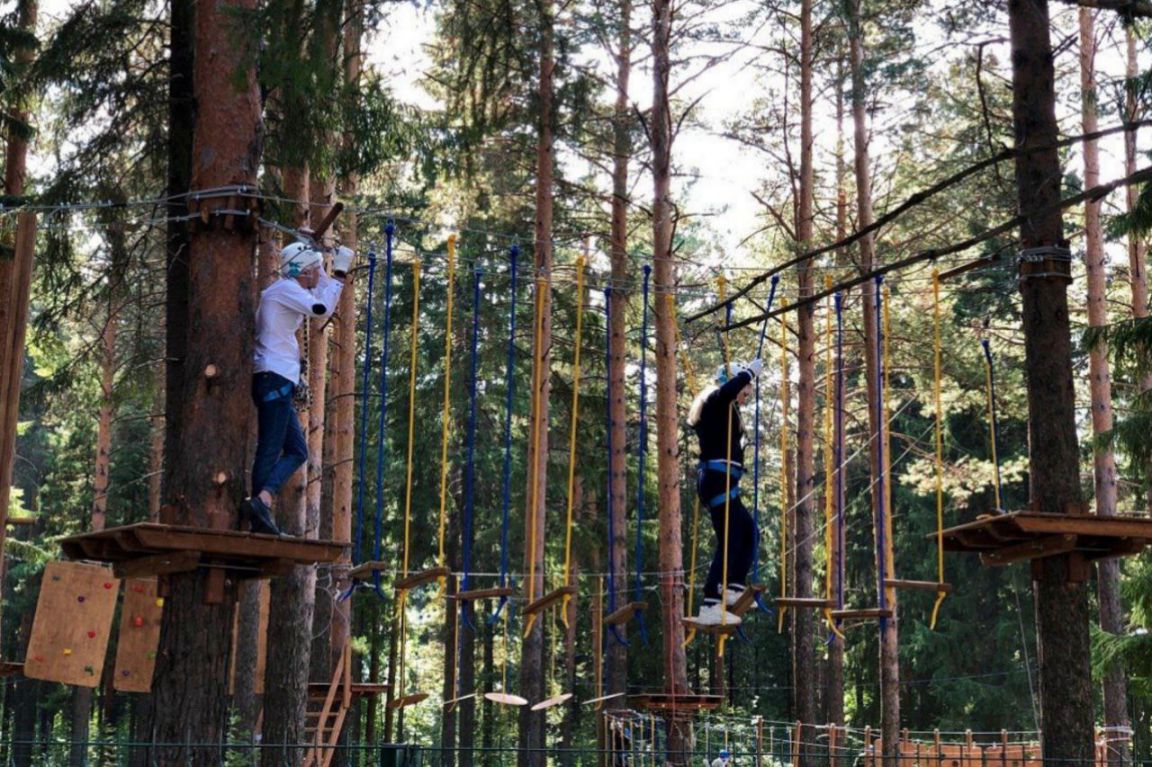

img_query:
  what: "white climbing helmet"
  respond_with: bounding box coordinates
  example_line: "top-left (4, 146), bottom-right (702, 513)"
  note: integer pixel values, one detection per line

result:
top-left (280, 241), bottom-right (321, 278)
top-left (715, 361), bottom-right (752, 385)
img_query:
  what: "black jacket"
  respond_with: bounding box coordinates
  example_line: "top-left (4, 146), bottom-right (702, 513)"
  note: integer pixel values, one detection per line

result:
top-left (692, 371), bottom-right (753, 466)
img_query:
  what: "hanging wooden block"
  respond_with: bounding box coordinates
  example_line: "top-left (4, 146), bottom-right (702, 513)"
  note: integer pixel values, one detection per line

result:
top-left (24, 561), bottom-right (119, 688)
top-left (112, 578), bottom-right (163, 692)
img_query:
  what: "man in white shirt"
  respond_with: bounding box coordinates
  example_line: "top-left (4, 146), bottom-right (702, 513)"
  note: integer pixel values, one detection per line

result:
top-left (241, 241), bottom-right (354, 535)
top-left (709, 749), bottom-right (732, 767)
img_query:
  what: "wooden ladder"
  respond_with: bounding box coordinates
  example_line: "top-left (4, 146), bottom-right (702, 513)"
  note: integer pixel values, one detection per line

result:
top-left (302, 643), bottom-right (352, 767)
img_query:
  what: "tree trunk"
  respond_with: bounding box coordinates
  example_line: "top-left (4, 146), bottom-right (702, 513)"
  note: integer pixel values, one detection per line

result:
top-left (1125, 23), bottom-right (1149, 326)
top-left (518, 0), bottom-right (554, 761)
top-left (482, 623), bottom-right (496, 767)
top-left (1008, 2), bottom-right (1093, 764)
top-left (792, 0), bottom-right (818, 751)
top-left (233, 579), bottom-right (265, 741)
top-left (847, 0), bottom-right (899, 757)
top-left (1079, 11), bottom-right (1130, 766)
top-left (606, 0), bottom-right (633, 696)
top-left (147, 0), bottom-right (262, 760)
top-left (650, 0), bottom-right (690, 760)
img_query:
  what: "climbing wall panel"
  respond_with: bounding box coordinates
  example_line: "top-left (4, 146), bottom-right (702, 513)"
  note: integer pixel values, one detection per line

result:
top-left (24, 561), bottom-right (119, 687)
top-left (112, 577), bottom-right (164, 692)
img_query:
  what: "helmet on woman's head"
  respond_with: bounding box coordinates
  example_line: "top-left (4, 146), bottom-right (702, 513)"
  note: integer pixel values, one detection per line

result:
top-left (281, 242), bottom-right (321, 278)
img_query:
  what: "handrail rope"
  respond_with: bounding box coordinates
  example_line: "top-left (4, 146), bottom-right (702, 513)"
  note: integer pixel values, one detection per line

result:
top-left (398, 259), bottom-right (422, 618)
top-left (777, 315), bottom-right (790, 634)
top-left (714, 276), bottom-right (737, 657)
top-left (874, 276), bottom-right (889, 632)
top-left (604, 287), bottom-right (628, 647)
top-left (930, 271), bottom-right (947, 629)
top-left (882, 282), bottom-right (897, 628)
top-left (834, 292), bottom-right (846, 628)
top-left (751, 277), bottom-right (780, 613)
top-left (634, 264), bottom-right (652, 643)
top-left (460, 265), bottom-right (482, 631)
top-left (369, 228), bottom-right (397, 595)
top-left (352, 246), bottom-right (378, 569)
top-left (524, 270), bottom-right (549, 638)
top-left (491, 246), bottom-right (519, 624)
top-left (822, 280), bottom-right (843, 638)
top-left (560, 256), bottom-right (587, 626)
top-left (436, 235), bottom-right (459, 592)
top-left (982, 338), bottom-right (1004, 513)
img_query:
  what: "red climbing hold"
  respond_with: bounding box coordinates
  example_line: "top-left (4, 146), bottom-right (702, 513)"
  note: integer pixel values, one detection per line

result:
top-left (133, 616), bottom-right (144, 628)
top-left (87, 630), bottom-right (96, 639)
top-left (103, 582), bottom-right (113, 589)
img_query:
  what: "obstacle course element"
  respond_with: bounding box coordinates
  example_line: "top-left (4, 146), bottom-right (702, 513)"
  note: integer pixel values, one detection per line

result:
top-left (628, 693), bottom-right (724, 712)
top-left (112, 577), bottom-right (163, 692)
top-left (58, 522), bottom-right (344, 603)
top-left (24, 561), bottom-right (119, 687)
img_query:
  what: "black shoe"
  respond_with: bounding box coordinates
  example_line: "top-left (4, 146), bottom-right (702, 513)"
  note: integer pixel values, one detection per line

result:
top-left (241, 496), bottom-right (283, 536)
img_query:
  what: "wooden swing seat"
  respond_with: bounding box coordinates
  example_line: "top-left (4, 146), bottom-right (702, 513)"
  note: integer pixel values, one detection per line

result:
top-left (938, 510), bottom-right (1152, 566)
top-left (387, 692), bottom-right (430, 709)
top-left (884, 579), bottom-right (953, 593)
top-left (522, 584), bottom-right (578, 615)
top-left (628, 693), bottom-right (723, 712)
top-left (603, 601), bottom-right (647, 626)
top-left (830, 608), bottom-right (893, 621)
top-left (774, 597), bottom-right (833, 609)
top-left (454, 586), bottom-right (515, 601)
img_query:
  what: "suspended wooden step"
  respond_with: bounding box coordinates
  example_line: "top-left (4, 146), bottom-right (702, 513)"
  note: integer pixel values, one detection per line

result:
top-left (454, 586), bottom-right (515, 601)
top-left (728, 583), bottom-right (767, 616)
top-left (0, 661), bottom-right (23, 678)
top-left (681, 617), bottom-right (738, 634)
top-left (603, 601), bottom-right (647, 626)
top-left (484, 691), bottom-right (529, 706)
top-left (531, 693), bottom-right (573, 711)
top-left (938, 511), bottom-right (1152, 567)
top-left (628, 693), bottom-right (723, 712)
top-left (884, 579), bottom-right (953, 593)
top-left (5, 515), bottom-right (36, 526)
top-left (774, 597), bottom-right (833, 609)
top-left (443, 692), bottom-right (477, 708)
top-left (522, 584), bottom-right (578, 616)
top-left (582, 692), bottom-right (625, 708)
top-left (830, 608), bottom-right (893, 621)
top-left (388, 692), bottom-right (430, 709)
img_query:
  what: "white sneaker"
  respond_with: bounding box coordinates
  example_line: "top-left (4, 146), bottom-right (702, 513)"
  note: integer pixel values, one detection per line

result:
top-left (723, 585), bottom-right (746, 607)
top-left (695, 601), bottom-right (742, 626)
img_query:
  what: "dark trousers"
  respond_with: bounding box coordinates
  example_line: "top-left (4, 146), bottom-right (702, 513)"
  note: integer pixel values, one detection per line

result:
top-left (250, 372), bottom-right (308, 496)
top-left (698, 469), bottom-right (756, 600)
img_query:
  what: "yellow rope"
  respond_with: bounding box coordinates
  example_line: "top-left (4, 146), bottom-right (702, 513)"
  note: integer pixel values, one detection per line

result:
top-left (436, 235), bottom-right (458, 593)
top-left (560, 257), bottom-right (586, 626)
top-left (524, 273), bottom-right (549, 638)
top-left (984, 337), bottom-right (1002, 513)
top-left (401, 260), bottom-right (422, 584)
top-left (882, 285), bottom-right (896, 589)
top-left (822, 278), bottom-right (843, 637)
top-left (716, 276), bottom-right (733, 657)
top-left (777, 318), bottom-right (790, 634)
top-left (930, 270), bottom-right (947, 629)
top-left (671, 292), bottom-right (701, 647)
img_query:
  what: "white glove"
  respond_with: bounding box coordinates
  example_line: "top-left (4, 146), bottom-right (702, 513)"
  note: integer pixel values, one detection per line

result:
top-left (332, 245), bottom-right (355, 275)
top-left (746, 357), bottom-right (763, 379)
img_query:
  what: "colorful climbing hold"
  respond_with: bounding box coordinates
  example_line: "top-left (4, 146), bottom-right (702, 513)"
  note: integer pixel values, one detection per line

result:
top-left (146, 651), bottom-right (156, 660)
top-left (133, 616), bottom-right (144, 628)
top-left (103, 582), bottom-right (113, 589)
top-left (87, 630), bottom-right (96, 639)
top-left (33, 655), bottom-right (44, 663)
top-left (133, 585), bottom-right (144, 593)
top-left (77, 596), bottom-right (86, 603)
top-left (155, 597), bottom-right (164, 608)
top-left (62, 648), bottom-right (72, 656)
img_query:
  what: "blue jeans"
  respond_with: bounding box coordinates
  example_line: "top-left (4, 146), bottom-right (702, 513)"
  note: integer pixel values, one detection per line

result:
top-left (251, 372), bottom-right (308, 496)
top-left (698, 468), bottom-right (756, 600)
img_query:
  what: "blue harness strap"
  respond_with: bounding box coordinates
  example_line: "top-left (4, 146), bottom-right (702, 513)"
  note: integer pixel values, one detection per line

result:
top-left (699, 460), bottom-right (745, 479)
top-left (262, 383), bottom-right (294, 402)
top-left (707, 486), bottom-right (741, 509)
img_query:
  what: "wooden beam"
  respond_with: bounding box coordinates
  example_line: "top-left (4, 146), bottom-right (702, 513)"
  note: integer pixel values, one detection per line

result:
top-left (454, 587), bottom-right (515, 601)
top-left (830, 608), bottom-right (893, 620)
top-left (1054, 0), bottom-right (1152, 17)
top-left (112, 550), bottom-right (201, 579)
top-left (728, 583), bottom-right (767, 615)
top-left (392, 566), bottom-right (451, 592)
top-left (522, 584), bottom-right (578, 616)
top-left (981, 534), bottom-right (1078, 566)
top-left (681, 617), bottom-right (739, 634)
top-left (883, 580), bottom-right (953, 593)
top-left (603, 601), bottom-right (647, 626)
top-left (774, 597), bottom-right (833, 609)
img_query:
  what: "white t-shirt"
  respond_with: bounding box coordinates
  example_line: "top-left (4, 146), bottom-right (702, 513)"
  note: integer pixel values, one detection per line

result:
top-left (253, 271), bottom-right (343, 384)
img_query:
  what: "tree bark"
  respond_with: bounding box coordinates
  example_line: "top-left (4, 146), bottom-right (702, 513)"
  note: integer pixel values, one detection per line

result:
top-left (518, 0), bottom-right (554, 761)
top-left (606, 0), bottom-right (633, 696)
top-left (650, 0), bottom-right (691, 760)
top-left (1008, 2), bottom-right (1094, 765)
top-left (1079, 11), bottom-right (1130, 766)
top-left (147, 0), bottom-right (263, 760)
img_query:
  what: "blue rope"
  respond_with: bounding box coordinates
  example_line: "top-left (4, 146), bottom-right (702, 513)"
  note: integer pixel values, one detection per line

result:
top-left (490, 245), bottom-right (519, 625)
top-left (982, 339), bottom-right (1005, 513)
top-left (368, 223), bottom-right (396, 596)
top-left (750, 278), bottom-right (779, 614)
top-left (874, 276), bottom-right (889, 633)
top-left (461, 268), bottom-right (482, 631)
top-left (604, 288), bottom-right (627, 647)
top-left (634, 264), bottom-right (651, 644)
top-left (352, 247), bottom-right (378, 572)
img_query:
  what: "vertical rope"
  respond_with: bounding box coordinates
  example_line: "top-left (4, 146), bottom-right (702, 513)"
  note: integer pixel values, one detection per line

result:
top-left (834, 293), bottom-right (845, 621)
top-left (882, 283), bottom-right (897, 628)
top-left (930, 272), bottom-right (947, 629)
top-left (436, 235), bottom-right (459, 590)
top-left (491, 246), bottom-right (519, 624)
top-left (822, 280), bottom-right (841, 636)
top-left (672, 293), bottom-right (701, 646)
top-left (524, 270), bottom-right (549, 638)
top-left (560, 257), bottom-right (587, 625)
top-left (401, 260), bottom-right (422, 586)
top-left (370, 229), bottom-right (396, 593)
top-left (982, 338), bottom-right (1004, 513)
top-left (353, 245), bottom-right (378, 568)
top-left (462, 267), bottom-right (482, 600)
top-left (634, 264), bottom-right (652, 643)
top-left (873, 276), bottom-right (889, 632)
top-left (777, 317), bottom-right (790, 634)
top-left (751, 277), bottom-right (780, 612)
top-left (718, 295), bottom-right (735, 652)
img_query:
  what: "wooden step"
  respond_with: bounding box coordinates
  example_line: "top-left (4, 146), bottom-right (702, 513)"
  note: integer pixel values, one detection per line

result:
top-left (728, 583), bottom-right (767, 615)
top-left (682, 617), bottom-right (739, 634)
top-left (522, 585), bottom-right (578, 615)
top-left (830, 608), bottom-right (893, 621)
top-left (603, 601), bottom-right (647, 626)
top-left (394, 566), bottom-right (451, 591)
top-left (388, 692), bottom-right (430, 709)
top-left (455, 586), bottom-right (515, 601)
top-left (884, 579), bottom-right (952, 593)
top-left (774, 597), bottom-right (832, 609)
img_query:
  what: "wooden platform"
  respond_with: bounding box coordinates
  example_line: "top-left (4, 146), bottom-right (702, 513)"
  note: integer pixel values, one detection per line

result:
top-left (884, 579), bottom-right (952, 593)
top-left (603, 601), bottom-right (647, 626)
top-left (58, 524), bottom-right (344, 579)
top-left (393, 566), bottom-right (451, 591)
top-left (307, 682), bottom-right (389, 700)
top-left (937, 512), bottom-right (1152, 566)
top-left (628, 693), bottom-right (723, 712)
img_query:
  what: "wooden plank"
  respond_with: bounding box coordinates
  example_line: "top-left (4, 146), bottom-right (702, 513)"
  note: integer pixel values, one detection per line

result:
top-left (131, 525), bottom-right (343, 563)
top-left (981, 534), bottom-right (1077, 566)
top-left (628, 693), bottom-right (723, 711)
top-left (258, 558), bottom-right (297, 577)
top-left (829, 608), bottom-right (893, 620)
top-left (884, 580), bottom-right (953, 593)
top-left (388, 692), bottom-right (430, 709)
top-left (522, 584), bottom-right (578, 615)
top-left (729, 583), bottom-right (767, 615)
top-left (0, 661), bottom-right (23, 677)
top-left (603, 601), bottom-right (647, 626)
top-left (112, 578), bottom-right (163, 693)
top-left (112, 551), bottom-right (201, 580)
top-left (681, 617), bottom-right (738, 634)
top-left (24, 561), bottom-right (119, 688)
top-left (454, 587), bottom-right (515, 601)
top-left (774, 597), bottom-right (833, 608)
top-left (393, 566), bottom-right (451, 592)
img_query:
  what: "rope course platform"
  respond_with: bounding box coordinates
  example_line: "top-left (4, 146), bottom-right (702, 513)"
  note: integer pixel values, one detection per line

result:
top-left (628, 693), bottom-right (723, 712)
top-left (307, 681), bottom-right (389, 700)
top-left (58, 523), bottom-right (344, 586)
top-left (938, 511), bottom-right (1152, 567)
